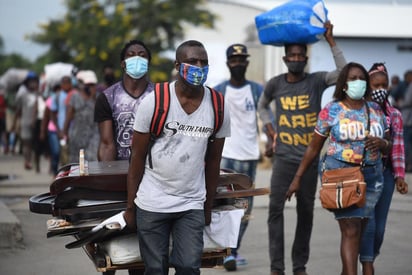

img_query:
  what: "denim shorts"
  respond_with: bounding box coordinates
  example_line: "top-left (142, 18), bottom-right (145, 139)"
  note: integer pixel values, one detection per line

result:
top-left (321, 156), bottom-right (383, 220)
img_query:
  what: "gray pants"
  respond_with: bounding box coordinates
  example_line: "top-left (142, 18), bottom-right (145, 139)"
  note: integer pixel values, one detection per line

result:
top-left (268, 157), bottom-right (318, 273)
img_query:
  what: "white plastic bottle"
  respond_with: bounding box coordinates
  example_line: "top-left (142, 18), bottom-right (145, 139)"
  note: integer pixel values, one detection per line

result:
top-left (79, 149), bottom-right (85, 176)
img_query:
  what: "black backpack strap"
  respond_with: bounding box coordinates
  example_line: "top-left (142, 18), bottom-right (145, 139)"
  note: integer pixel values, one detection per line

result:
top-left (208, 87), bottom-right (224, 143)
top-left (148, 82), bottom-right (170, 169)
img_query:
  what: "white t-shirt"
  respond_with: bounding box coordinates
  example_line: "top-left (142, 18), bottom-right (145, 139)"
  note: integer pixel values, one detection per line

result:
top-left (133, 82), bottom-right (231, 213)
top-left (222, 84), bottom-right (260, 160)
top-left (37, 96), bottom-right (46, 120)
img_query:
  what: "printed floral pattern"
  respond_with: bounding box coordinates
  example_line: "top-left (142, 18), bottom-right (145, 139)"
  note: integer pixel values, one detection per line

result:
top-left (315, 101), bottom-right (387, 164)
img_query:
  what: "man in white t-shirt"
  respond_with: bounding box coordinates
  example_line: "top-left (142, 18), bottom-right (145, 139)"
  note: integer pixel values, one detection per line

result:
top-left (214, 44), bottom-right (266, 271)
top-left (124, 40), bottom-right (231, 275)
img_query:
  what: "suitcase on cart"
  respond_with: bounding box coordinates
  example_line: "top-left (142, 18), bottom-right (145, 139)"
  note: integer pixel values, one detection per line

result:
top-left (29, 160), bottom-right (270, 272)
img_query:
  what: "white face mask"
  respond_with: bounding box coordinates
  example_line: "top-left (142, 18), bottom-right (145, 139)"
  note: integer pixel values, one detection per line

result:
top-left (346, 80), bottom-right (366, 100)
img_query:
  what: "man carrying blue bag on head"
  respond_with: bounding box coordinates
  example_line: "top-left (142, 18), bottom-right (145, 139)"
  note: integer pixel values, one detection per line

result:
top-left (257, 19), bottom-right (347, 275)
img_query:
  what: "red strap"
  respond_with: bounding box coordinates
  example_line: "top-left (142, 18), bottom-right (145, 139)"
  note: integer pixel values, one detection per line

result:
top-left (150, 82), bottom-right (170, 137)
top-left (209, 88), bottom-right (224, 135)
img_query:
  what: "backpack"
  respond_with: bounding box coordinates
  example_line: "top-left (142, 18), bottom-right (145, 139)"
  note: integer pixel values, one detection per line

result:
top-left (147, 82), bottom-right (224, 169)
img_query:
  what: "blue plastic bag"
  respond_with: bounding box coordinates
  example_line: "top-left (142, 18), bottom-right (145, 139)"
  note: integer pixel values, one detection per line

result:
top-left (255, 0), bottom-right (328, 46)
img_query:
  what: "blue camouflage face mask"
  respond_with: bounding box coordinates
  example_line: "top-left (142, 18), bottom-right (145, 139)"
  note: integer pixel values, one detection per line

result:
top-left (346, 79), bottom-right (366, 100)
top-left (125, 56), bottom-right (148, 79)
top-left (179, 63), bottom-right (209, 86)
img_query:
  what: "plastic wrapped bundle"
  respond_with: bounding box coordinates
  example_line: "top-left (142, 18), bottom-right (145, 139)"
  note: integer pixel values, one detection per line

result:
top-left (0, 68), bottom-right (29, 91)
top-left (255, 0), bottom-right (328, 46)
top-left (44, 62), bottom-right (75, 88)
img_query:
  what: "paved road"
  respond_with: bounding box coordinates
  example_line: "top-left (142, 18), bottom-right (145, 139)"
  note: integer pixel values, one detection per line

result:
top-left (1, 154), bottom-right (411, 274)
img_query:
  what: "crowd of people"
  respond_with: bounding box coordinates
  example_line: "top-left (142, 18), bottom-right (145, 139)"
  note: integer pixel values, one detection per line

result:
top-left (0, 67), bottom-right (112, 176)
top-left (0, 19), bottom-right (411, 275)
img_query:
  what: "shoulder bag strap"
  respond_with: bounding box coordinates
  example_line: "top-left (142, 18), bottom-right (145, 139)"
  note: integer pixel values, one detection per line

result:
top-left (147, 82), bottom-right (170, 169)
top-left (208, 87), bottom-right (224, 143)
top-left (361, 101), bottom-right (371, 167)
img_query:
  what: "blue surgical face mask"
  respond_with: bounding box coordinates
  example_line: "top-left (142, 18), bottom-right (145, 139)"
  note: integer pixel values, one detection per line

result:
top-left (346, 79), bottom-right (366, 100)
top-left (179, 63), bottom-right (209, 86)
top-left (125, 56), bottom-right (148, 79)
top-left (71, 76), bottom-right (77, 87)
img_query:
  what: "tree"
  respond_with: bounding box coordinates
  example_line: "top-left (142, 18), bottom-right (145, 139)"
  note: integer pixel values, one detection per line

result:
top-left (0, 35), bottom-right (33, 76)
top-left (29, 0), bottom-right (216, 81)
top-left (0, 36), bottom-right (3, 55)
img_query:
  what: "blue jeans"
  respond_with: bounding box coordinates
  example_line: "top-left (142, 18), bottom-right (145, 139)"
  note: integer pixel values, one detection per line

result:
top-left (268, 157), bottom-right (318, 273)
top-left (360, 167), bottom-right (393, 262)
top-left (135, 207), bottom-right (204, 275)
top-left (48, 131), bottom-right (60, 175)
top-left (220, 157), bottom-right (258, 257)
top-left (362, 163), bottom-right (384, 219)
